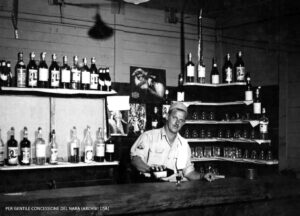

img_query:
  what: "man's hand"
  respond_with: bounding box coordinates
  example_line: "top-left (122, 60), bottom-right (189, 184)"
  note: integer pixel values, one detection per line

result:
top-left (204, 172), bottom-right (216, 182)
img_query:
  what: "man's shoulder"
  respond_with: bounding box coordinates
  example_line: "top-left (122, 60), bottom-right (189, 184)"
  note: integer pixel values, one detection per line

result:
top-left (177, 133), bottom-right (189, 146)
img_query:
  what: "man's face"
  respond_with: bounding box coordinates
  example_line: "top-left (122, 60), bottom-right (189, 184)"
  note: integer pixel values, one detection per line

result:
top-left (166, 109), bottom-right (186, 134)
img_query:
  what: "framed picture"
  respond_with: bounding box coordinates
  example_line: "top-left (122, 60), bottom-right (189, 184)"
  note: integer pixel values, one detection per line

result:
top-left (127, 103), bottom-right (147, 136)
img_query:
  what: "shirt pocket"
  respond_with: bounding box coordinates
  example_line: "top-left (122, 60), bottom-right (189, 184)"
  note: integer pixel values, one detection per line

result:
top-left (147, 147), bottom-right (165, 165)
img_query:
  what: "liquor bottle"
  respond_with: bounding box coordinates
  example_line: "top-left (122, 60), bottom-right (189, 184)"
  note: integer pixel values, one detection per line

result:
top-left (49, 130), bottom-right (58, 164)
top-left (69, 126), bottom-right (80, 163)
top-left (185, 53), bottom-right (195, 83)
top-left (38, 52), bottom-right (49, 88)
top-left (162, 89), bottom-right (171, 121)
top-left (211, 58), bottom-right (220, 84)
top-left (259, 108), bottom-right (269, 140)
top-left (71, 56), bottom-right (81, 90)
top-left (234, 51), bottom-right (246, 82)
top-left (151, 106), bottom-right (160, 129)
top-left (83, 126), bottom-right (93, 163)
top-left (177, 73), bottom-right (185, 101)
top-left (0, 129), bottom-right (5, 166)
top-left (104, 67), bottom-right (112, 91)
top-left (105, 136), bottom-right (115, 162)
top-left (98, 68), bottom-right (105, 91)
top-left (197, 10), bottom-right (205, 83)
top-left (253, 86), bottom-right (261, 119)
top-left (0, 61), bottom-right (7, 87)
top-left (81, 57), bottom-right (90, 90)
top-left (6, 61), bottom-right (12, 87)
top-left (197, 56), bottom-right (206, 83)
top-left (245, 76), bottom-right (253, 101)
top-left (90, 57), bottom-right (99, 90)
top-left (94, 127), bottom-right (105, 162)
top-left (60, 56), bottom-right (71, 89)
top-left (7, 127), bottom-right (18, 166)
top-left (27, 52), bottom-right (38, 88)
top-left (222, 53), bottom-right (233, 83)
top-left (16, 52), bottom-right (27, 88)
top-left (20, 127), bottom-right (31, 165)
top-left (35, 127), bottom-right (46, 165)
top-left (49, 54), bottom-right (60, 88)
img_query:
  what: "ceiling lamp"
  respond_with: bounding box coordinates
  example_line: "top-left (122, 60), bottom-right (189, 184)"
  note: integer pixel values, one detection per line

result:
top-left (123, 0), bottom-right (150, 5)
top-left (88, 13), bottom-right (113, 39)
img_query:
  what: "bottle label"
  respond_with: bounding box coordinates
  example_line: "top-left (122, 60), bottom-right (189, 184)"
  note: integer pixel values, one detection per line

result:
top-left (28, 69), bottom-right (38, 86)
top-left (36, 144), bottom-right (46, 157)
top-left (81, 71), bottom-right (90, 84)
top-left (61, 69), bottom-right (71, 83)
top-left (187, 65), bottom-right (194, 77)
top-left (71, 69), bottom-right (80, 83)
top-left (0, 146), bottom-right (5, 162)
top-left (0, 73), bottom-right (8, 81)
top-left (50, 69), bottom-right (60, 87)
top-left (260, 122), bottom-right (268, 133)
top-left (50, 148), bottom-right (58, 163)
top-left (177, 92), bottom-right (185, 102)
top-left (245, 90), bottom-right (253, 101)
top-left (211, 75), bottom-right (220, 84)
top-left (8, 147), bottom-right (18, 165)
top-left (225, 68), bottom-right (233, 82)
top-left (84, 146), bottom-right (93, 162)
top-left (162, 104), bottom-right (170, 119)
top-left (236, 66), bottom-right (245, 81)
top-left (17, 68), bottom-right (26, 87)
top-left (70, 142), bottom-right (78, 156)
top-left (90, 74), bottom-right (99, 89)
top-left (21, 147), bottom-right (31, 164)
top-left (39, 68), bottom-right (49, 81)
top-left (96, 143), bottom-right (105, 157)
top-left (106, 144), bottom-right (114, 153)
top-left (253, 102), bottom-right (261, 114)
top-left (198, 65), bottom-right (205, 78)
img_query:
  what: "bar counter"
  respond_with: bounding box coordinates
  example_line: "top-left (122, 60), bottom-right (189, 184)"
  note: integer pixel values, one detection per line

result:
top-left (1, 175), bottom-right (300, 216)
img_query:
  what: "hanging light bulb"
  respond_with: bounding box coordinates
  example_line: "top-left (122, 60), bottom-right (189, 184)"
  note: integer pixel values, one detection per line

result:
top-left (88, 13), bottom-right (114, 40)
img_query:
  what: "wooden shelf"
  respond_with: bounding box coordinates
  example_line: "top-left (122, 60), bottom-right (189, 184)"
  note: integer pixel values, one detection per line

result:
top-left (0, 161), bottom-right (119, 171)
top-left (184, 82), bottom-right (246, 87)
top-left (186, 138), bottom-right (271, 144)
top-left (183, 100), bottom-right (253, 107)
top-left (191, 157), bottom-right (278, 165)
top-left (185, 119), bottom-right (259, 125)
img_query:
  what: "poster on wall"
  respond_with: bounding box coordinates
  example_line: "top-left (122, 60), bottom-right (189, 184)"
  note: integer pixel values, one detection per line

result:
top-left (127, 103), bottom-right (147, 136)
top-left (130, 66), bottom-right (166, 104)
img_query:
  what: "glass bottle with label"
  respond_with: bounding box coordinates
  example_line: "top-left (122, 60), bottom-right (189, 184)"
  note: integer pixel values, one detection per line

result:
top-left (69, 126), bottom-right (80, 163)
top-left (245, 76), bottom-right (253, 101)
top-left (49, 54), bottom-right (60, 88)
top-left (90, 57), bottom-right (99, 90)
top-left (20, 127), bottom-right (31, 165)
top-left (259, 108), bottom-right (269, 140)
top-left (35, 127), bottom-right (46, 165)
top-left (27, 52), bottom-right (38, 88)
top-left (16, 52), bottom-right (27, 88)
top-left (162, 89), bottom-right (171, 121)
top-left (7, 127), bottom-right (18, 166)
top-left (95, 127), bottom-right (105, 162)
top-left (0, 129), bottom-right (5, 166)
top-left (83, 126), bottom-right (93, 163)
top-left (38, 52), bottom-right (49, 88)
top-left (234, 51), bottom-right (245, 82)
top-left (211, 58), bottom-right (220, 84)
top-left (105, 136), bottom-right (115, 162)
top-left (49, 130), bottom-right (58, 164)
top-left (71, 56), bottom-right (81, 90)
top-left (104, 67), bottom-right (112, 91)
top-left (222, 53), bottom-right (233, 83)
top-left (0, 61), bottom-right (8, 87)
top-left (6, 61), bottom-right (12, 87)
top-left (185, 53), bottom-right (195, 83)
top-left (253, 86), bottom-right (261, 119)
top-left (81, 57), bottom-right (91, 90)
top-left (197, 56), bottom-right (206, 83)
top-left (151, 106), bottom-right (160, 129)
top-left (60, 56), bottom-right (71, 89)
top-left (177, 73), bottom-right (185, 101)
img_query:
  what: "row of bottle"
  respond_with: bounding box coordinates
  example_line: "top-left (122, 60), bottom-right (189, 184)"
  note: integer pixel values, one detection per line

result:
top-left (0, 126), bottom-right (115, 166)
top-left (0, 52), bottom-right (112, 91)
top-left (185, 51), bottom-right (246, 84)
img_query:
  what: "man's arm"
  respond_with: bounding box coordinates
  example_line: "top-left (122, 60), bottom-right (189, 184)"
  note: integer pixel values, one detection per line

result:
top-left (131, 156), bottom-right (151, 173)
top-left (185, 170), bottom-right (216, 182)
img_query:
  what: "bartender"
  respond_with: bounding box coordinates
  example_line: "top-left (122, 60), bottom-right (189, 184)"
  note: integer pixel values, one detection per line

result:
top-left (130, 102), bottom-right (216, 182)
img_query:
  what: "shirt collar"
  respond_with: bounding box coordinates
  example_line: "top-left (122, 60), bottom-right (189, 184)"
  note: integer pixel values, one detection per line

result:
top-left (160, 127), bottom-right (183, 146)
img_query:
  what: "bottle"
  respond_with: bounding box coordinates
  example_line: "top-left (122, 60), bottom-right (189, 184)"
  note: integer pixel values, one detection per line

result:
top-left (245, 76), bottom-right (253, 101)
top-left (105, 136), bottom-right (115, 162)
top-left (253, 86), bottom-right (261, 119)
top-left (185, 53), bottom-right (195, 83)
top-left (234, 51), bottom-right (246, 82)
top-left (49, 54), bottom-right (60, 88)
top-left (89, 57), bottom-right (99, 90)
top-left (35, 127), bottom-right (46, 165)
top-left (20, 127), bottom-right (31, 165)
top-left (222, 53), bottom-right (233, 83)
top-left (16, 52), bottom-right (27, 88)
top-left (69, 126), bottom-right (80, 163)
top-left (104, 67), bottom-right (112, 91)
top-left (49, 129), bottom-right (58, 164)
top-left (259, 108), bottom-right (269, 140)
top-left (0, 129), bottom-right (5, 166)
top-left (7, 127), bottom-right (18, 166)
top-left (177, 73), bottom-right (185, 101)
top-left (6, 61), bottom-right (12, 87)
top-left (60, 56), bottom-right (71, 89)
top-left (81, 57), bottom-right (90, 90)
top-left (38, 52), bottom-right (49, 88)
top-left (98, 68), bottom-right (105, 91)
top-left (162, 89), bottom-right (171, 121)
top-left (71, 56), bottom-right (81, 89)
top-left (0, 61), bottom-right (8, 87)
top-left (94, 127), bottom-right (105, 162)
top-left (197, 56), bottom-right (206, 83)
top-left (197, 10), bottom-right (205, 84)
top-left (27, 52), bottom-right (38, 88)
top-left (83, 126), bottom-right (93, 163)
top-left (151, 106), bottom-right (160, 129)
top-left (211, 58), bottom-right (220, 84)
